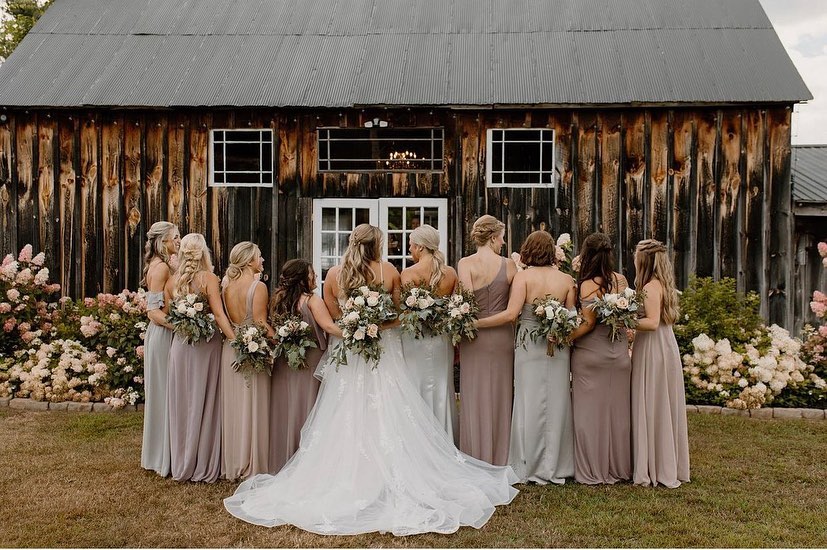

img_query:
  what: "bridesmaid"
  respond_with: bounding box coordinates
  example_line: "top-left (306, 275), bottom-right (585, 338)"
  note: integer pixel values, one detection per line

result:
top-left (477, 230), bottom-right (576, 484)
top-left (568, 233), bottom-right (632, 485)
top-left (140, 221), bottom-right (180, 477)
top-left (400, 224), bottom-right (459, 443)
top-left (220, 242), bottom-right (273, 481)
top-left (630, 239), bottom-right (690, 488)
top-left (268, 259), bottom-right (342, 474)
top-left (457, 215), bottom-right (517, 466)
top-left (165, 233), bottom-right (235, 483)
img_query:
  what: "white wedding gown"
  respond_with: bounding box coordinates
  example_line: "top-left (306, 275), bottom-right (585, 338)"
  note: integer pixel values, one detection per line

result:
top-left (224, 328), bottom-right (518, 536)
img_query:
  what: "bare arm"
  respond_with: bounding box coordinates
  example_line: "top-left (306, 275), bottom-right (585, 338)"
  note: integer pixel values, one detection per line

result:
top-left (323, 265), bottom-right (343, 320)
top-left (477, 271), bottom-right (526, 328)
top-left (146, 263), bottom-right (173, 329)
top-left (635, 280), bottom-right (662, 332)
top-left (568, 280), bottom-right (599, 342)
top-left (308, 294), bottom-right (343, 338)
top-left (205, 273), bottom-right (235, 339)
top-left (504, 257), bottom-right (518, 284)
top-left (564, 276), bottom-right (577, 309)
top-left (252, 281), bottom-right (275, 337)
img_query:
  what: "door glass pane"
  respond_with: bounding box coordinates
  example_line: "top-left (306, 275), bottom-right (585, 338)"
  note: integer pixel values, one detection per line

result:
top-left (322, 209), bottom-right (336, 230)
top-left (321, 233), bottom-right (336, 256)
top-left (387, 207), bottom-right (403, 230)
top-left (338, 233), bottom-right (350, 254)
top-left (405, 207), bottom-right (421, 230)
top-left (355, 208), bottom-right (371, 225)
top-left (423, 207), bottom-right (439, 228)
top-left (338, 208), bottom-right (352, 231)
top-left (387, 231), bottom-right (403, 257)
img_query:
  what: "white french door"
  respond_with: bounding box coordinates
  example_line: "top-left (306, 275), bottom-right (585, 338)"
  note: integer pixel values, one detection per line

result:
top-left (313, 198), bottom-right (448, 292)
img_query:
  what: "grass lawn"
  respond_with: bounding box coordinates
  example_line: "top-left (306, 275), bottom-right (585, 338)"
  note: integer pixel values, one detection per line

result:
top-left (0, 408), bottom-right (825, 548)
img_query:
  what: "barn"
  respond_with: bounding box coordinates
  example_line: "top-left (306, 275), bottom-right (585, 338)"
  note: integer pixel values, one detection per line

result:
top-left (0, 0), bottom-right (812, 327)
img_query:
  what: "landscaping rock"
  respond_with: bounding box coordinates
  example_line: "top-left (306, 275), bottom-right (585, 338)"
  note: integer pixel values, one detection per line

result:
top-left (801, 408), bottom-right (826, 420)
top-left (10, 398), bottom-right (49, 411)
top-left (773, 408), bottom-right (802, 419)
top-left (721, 407), bottom-right (749, 417)
top-left (697, 405), bottom-right (722, 415)
top-left (685, 404), bottom-right (699, 413)
top-left (48, 402), bottom-right (69, 411)
top-left (749, 408), bottom-right (773, 419)
top-left (92, 402), bottom-right (113, 413)
top-left (66, 402), bottom-right (93, 412)
top-left (0, 397), bottom-right (11, 407)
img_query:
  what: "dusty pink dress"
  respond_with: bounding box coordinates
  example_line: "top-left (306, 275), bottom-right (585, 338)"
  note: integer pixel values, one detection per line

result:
top-left (268, 298), bottom-right (325, 474)
top-left (631, 313), bottom-right (690, 487)
top-left (459, 258), bottom-right (515, 466)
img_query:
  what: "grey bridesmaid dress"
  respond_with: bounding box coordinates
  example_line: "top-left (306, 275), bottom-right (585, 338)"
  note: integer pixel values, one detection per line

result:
top-left (570, 298), bottom-right (632, 484)
top-left (141, 291), bottom-right (173, 476)
top-left (459, 258), bottom-right (514, 466)
top-left (509, 304), bottom-right (575, 484)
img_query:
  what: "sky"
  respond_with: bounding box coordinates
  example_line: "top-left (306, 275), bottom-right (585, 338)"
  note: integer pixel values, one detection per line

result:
top-left (760, 0), bottom-right (827, 144)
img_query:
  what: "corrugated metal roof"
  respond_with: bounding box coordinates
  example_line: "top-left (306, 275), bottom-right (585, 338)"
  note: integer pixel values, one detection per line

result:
top-left (792, 145), bottom-right (827, 204)
top-left (0, 0), bottom-right (812, 108)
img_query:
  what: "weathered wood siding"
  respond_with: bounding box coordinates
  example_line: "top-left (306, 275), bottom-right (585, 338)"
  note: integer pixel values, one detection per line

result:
top-left (0, 106), bottom-right (798, 327)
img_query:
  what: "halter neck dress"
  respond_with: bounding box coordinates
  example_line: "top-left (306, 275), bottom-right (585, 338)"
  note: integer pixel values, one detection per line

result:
top-left (220, 280), bottom-right (271, 481)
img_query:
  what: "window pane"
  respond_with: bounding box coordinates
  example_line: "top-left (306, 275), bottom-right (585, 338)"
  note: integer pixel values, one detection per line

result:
top-left (406, 208), bottom-right (422, 230)
top-left (225, 171), bottom-right (264, 184)
top-left (339, 233), bottom-right (350, 253)
top-left (213, 142), bottom-right (225, 170)
top-left (542, 172), bottom-right (553, 185)
top-left (355, 209), bottom-right (371, 225)
top-left (225, 142), bottom-right (262, 172)
top-left (422, 207), bottom-right (439, 228)
top-left (339, 208), bottom-right (352, 231)
top-left (504, 129), bottom-right (541, 141)
top-left (492, 130), bottom-right (503, 142)
top-left (321, 233), bottom-right (336, 256)
top-left (225, 130), bottom-right (263, 142)
top-left (322, 209), bottom-right (336, 230)
top-left (504, 172), bottom-right (539, 185)
top-left (542, 142), bottom-right (553, 172)
top-left (262, 143), bottom-right (273, 171)
top-left (318, 127), bottom-right (443, 172)
top-left (387, 232), bottom-right (403, 256)
top-left (387, 207), bottom-right (403, 230)
top-left (504, 141), bottom-right (541, 172)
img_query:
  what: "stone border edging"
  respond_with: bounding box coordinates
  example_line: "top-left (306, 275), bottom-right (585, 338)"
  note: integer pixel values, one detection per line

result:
top-left (1, 396), bottom-right (823, 419)
top-left (685, 404), bottom-right (826, 419)
top-left (0, 397), bottom-right (143, 413)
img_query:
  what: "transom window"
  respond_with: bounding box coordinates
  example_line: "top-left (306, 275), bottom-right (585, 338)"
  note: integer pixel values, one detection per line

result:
top-left (486, 128), bottom-right (555, 188)
top-left (318, 127), bottom-right (444, 172)
top-left (210, 129), bottom-right (273, 187)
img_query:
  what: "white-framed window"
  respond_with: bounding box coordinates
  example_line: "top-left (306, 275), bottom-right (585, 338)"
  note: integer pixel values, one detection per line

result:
top-left (209, 129), bottom-right (274, 187)
top-left (317, 127), bottom-right (444, 172)
top-left (485, 128), bottom-right (555, 188)
top-left (312, 198), bottom-right (449, 293)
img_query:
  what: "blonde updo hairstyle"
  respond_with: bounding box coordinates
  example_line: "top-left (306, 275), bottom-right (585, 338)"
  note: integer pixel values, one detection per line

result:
top-left (634, 239), bottom-right (679, 325)
top-left (410, 224), bottom-right (447, 288)
top-left (141, 221), bottom-right (177, 286)
top-left (174, 233), bottom-right (214, 298)
top-left (223, 241), bottom-right (261, 288)
top-left (470, 215), bottom-right (505, 248)
top-left (337, 223), bottom-right (383, 296)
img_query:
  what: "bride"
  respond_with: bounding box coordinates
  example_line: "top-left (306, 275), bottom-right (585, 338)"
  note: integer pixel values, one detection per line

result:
top-left (224, 224), bottom-right (518, 536)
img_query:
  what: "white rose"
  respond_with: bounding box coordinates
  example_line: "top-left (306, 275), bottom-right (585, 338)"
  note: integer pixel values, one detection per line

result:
top-left (367, 324), bottom-right (379, 338)
top-left (405, 296), bottom-right (417, 307)
top-left (544, 305), bottom-right (556, 319)
top-left (278, 326), bottom-right (289, 338)
top-left (450, 308), bottom-right (462, 318)
top-left (624, 287), bottom-right (636, 298)
top-left (299, 321), bottom-right (309, 330)
top-left (417, 298), bottom-right (430, 309)
top-left (353, 296), bottom-right (365, 307)
top-left (176, 302), bottom-right (187, 314)
top-left (367, 296), bottom-right (379, 307)
top-left (193, 302), bottom-right (204, 312)
top-left (556, 233), bottom-right (571, 247)
top-left (186, 294), bottom-right (197, 304)
top-left (353, 329), bottom-right (366, 341)
top-left (359, 286), bottom-right (370, 297)
top-left (459, 302), bottom-right (471, 314)
top-left (345, 311), bottom-right (360, 323)
top-left (186, 307), bottom-right (197, 317)
top-left (615, 297), bottom-right (629, 310)
top-left (247, 341), bottom-right (260, 353)
top-left (535, 305), bottom-right (545, 316)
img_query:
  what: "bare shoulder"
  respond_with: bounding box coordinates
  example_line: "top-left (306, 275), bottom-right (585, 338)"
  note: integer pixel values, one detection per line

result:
top-left (643, 279), bottom-right (663, 295)
top-left (147, 260), bottom-right (170, 278)
top-left (579, 278), bottom-right (599, 296)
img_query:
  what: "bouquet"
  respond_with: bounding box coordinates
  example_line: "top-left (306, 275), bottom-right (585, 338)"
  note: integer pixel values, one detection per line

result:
top-left (590, 287), bottom-right (644, 342)
top-left (332, 285), bottom-right (398, 369)
top-left (271, 314), bottom-right (318, 370)
top-left (442, 286), bottom-right (480, 346)
top-left (399, 283), bottom-right (446, 339)
top-left (522, 295), bottom-right (580, 356)
top-left (230, 323), bottom-right (276, 382)
top-left (167, 293), bottom-right (215, 344)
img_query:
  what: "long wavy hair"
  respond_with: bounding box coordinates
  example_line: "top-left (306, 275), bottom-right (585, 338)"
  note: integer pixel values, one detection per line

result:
top-left (634, 239), bottom-right (680, 325)
top-left (222, 241), bottom-right (261, 288)
top-left (269, 259), bottom-right (313, 318)
top-left (410, 224), bottom-right (447, 288)
top-left (174, 233), bottom-right (213, 298)
top-left (337, 224), bottom-right (383, 296)
top-left (141, 221), bottom-right (177, 286)
top-left (576, 233), bottom-right (616, 305)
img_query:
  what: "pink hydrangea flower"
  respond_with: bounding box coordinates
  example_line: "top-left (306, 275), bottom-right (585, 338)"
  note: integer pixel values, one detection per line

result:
top-left (1, 254), bottom-right (12, 267)
top-left (18, 244), bottom-right (32, 263)
top-left (819, 325), bottom-right (827, 338)
top-left (818, 241), bottom-right (827, 258)
top-left (812, 301), bottom-right (827, 319)
top-left (17, 322), bottom-right (31, 333)
top-left (84, 297), bottom-right (96, 307)
top-left (0, 302), bottom-right (10, 313)
top-left (16, 268), bottom-right (33, 284)
top-left (3, 318), bottom-right (16, 332)
top-left (814, 290), bottom-right (827, 303)
top-left (135, 345), bottom-right (145, 359)
top-left (31, 252), bottom-right (46, 267)
top-left (6, 289), bottom-right (20, 302)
